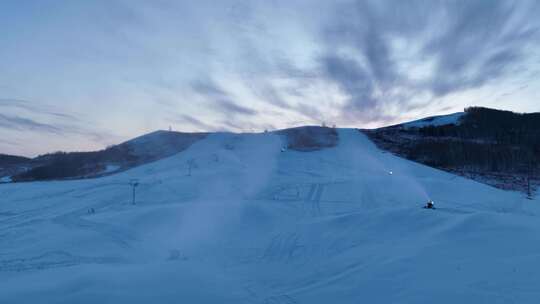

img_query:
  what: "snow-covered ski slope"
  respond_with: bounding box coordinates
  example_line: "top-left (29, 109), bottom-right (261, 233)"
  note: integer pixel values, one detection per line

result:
top-left (1, 129), bottom-right (540, 303)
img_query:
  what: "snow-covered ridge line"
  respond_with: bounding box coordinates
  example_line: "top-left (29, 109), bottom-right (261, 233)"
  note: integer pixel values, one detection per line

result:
top-left (0, 126), bottom-right (340, 183)
top-left (399, 112), bottom-right (465, 129)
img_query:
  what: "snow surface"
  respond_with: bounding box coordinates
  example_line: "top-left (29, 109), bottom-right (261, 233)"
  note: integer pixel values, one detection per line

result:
top-left (1, 129), bottom-right (540, 303)
top-left (0, 176), bottom-right (11, 183)
top-left (403, 112), bottom-right (465, 129)
top-left (102, 164), bottom-right (120, 174)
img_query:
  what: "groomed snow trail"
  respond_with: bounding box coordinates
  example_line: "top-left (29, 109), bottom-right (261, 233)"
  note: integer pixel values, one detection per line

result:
top-left (1, 129), bottom-right (540, 303)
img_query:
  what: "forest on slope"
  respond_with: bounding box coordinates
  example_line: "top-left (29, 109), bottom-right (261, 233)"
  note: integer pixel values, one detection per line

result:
top-left (365, 107), bottom-right (540, 197)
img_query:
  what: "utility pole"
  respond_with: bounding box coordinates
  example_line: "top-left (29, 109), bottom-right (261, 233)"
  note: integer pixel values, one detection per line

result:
top-left (129, 179), bottom-right (139, 204)
top-left (187, 158), bottom-right (197, 176)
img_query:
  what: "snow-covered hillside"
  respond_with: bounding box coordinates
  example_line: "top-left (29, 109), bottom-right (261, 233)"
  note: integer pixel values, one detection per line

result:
top-left (1, 129), bottom-right (539, 303)
top-left (401, 112), bottom-right (465, 129)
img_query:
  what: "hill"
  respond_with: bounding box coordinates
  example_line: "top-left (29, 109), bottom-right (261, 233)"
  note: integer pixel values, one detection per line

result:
top-left (1, 129), bottom-right (539, 302)
top-left (365, 107), bottom-right (540, 196)
top-left (0, 154), bottom-right (31, 182)
top-left (1, 127), bottom-right (339, 183)
top-left (4, 131), bottom-right (207, 182)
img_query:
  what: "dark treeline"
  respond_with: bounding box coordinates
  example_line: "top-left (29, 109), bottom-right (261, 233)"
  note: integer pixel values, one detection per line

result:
top-left (0, 154), bottom-right (31, 166)
top-left (418, 107), bottom-right (540, 147)
top-left (366, 107), bottom-right (540, 193)
top-left (410, 107), bottom-right (540, 175)
top-left (9, 131), bottom-right (206, 182)
top-left (407, 141), bottom-right (537, 174)
top-left (13, 145), bottom-right (136, 181)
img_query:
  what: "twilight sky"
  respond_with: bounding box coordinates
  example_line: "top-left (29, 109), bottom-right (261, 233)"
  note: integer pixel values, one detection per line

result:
top-left (1, 0), bottom-right (540, 157)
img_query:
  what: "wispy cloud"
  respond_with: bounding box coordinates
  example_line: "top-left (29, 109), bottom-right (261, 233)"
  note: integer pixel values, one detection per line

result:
top-left (0, 113), bottom-right (62, 133)
top-left (314, 0), bottom-right (540, 123)
top-left (0, 97), bottom-right (117, 154)
top-left (0, 98), bottom-right (78, 120)
top-left (215, 98), bottom-right (257, 116)
top-left (172, 114), bottom-right (218, 132)
top-left (0, 137), bottom-right (21, 147)
top-left (190, 79), bottom-right (258, 117)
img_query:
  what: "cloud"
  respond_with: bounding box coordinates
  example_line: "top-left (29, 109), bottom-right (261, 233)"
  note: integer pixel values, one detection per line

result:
top-left (424, 1), bottom-right (539, 96)
top-left (0, 97), bottom-right (117, 152)
top-left (0, 113), bottom-right (62, 133)
top-left (0, 111), bottom-right (114, 145)
top-left (320, 55), bottom-right (375, 109)
top-left (0, 137), bottom-right (21, 147)
top-left (190, 79), bottom-right (257, 117)
top-left (182, 0), bottom-right (540, 127)
top-left (316, 0), bottom-right (540, 123)
top-left (172, 114), bottom-right (218, 132)
top-left (0, 98), bottom-right (78, 120)
top-left (190, 80), bottom-right (227, 97)
top-left (214, 98), bottom-right (257, 116)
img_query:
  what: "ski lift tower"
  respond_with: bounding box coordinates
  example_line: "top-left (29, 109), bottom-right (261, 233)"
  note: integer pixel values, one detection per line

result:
top-left (129, 179), bottom-right (140, 205)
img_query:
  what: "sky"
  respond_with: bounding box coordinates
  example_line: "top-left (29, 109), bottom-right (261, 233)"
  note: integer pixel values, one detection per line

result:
top-left (1, 0), bottom-right (540, 157)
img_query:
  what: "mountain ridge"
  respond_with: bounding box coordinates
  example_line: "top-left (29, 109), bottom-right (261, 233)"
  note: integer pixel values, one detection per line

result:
top-left (0, 126), bottom-right (340, 183)
top-left (2, 107), bottom-right (538, 195)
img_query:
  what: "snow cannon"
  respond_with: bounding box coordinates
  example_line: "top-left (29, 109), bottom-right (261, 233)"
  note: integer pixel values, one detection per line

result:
top-left (424, 200), bottom-right (435, 209)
